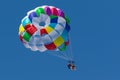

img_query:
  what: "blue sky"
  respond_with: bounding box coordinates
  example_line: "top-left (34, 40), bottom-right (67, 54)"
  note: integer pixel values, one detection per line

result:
top-left (0, 0), bottom-right (120, 80)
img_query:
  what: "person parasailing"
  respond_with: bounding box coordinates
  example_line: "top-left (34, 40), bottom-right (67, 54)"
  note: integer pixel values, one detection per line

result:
top-left (67, 60), bottom-right (76, 70)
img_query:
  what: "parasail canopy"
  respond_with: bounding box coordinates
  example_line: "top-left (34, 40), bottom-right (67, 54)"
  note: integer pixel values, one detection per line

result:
top-left (19, 5), bottom-right (71, 52)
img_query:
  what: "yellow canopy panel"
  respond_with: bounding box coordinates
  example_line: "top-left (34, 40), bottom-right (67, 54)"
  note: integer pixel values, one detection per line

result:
top-left (45, 26), bottom-right (54, 33)
top-left (19, 25), bottom-right (25, 34)
top-left (53, 36), bottom-right (64, 47)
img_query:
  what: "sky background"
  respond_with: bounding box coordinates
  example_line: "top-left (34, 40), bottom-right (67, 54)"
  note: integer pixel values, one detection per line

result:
top-left (0, 0), bottom-right (120, 80)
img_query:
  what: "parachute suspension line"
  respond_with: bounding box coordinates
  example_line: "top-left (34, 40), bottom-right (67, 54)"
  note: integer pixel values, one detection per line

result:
top-left (45, 51), bottom-right (69, 60)
top-left (59, 51), bottom-right (69, 59)
top-left (55, 50), bottom-right (72, 60)
top-left (50, 52), bottom-right (69, 60)
top-left (64, 47), bottom-right (73, 61)
top-left (62, 49), bottom-right (73, 61)
top-left (68, 33), bottom-right (74, 61)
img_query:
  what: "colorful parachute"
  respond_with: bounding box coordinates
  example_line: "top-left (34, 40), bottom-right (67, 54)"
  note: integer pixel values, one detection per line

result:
top-left (19, 5), bottom-right (70, 53)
